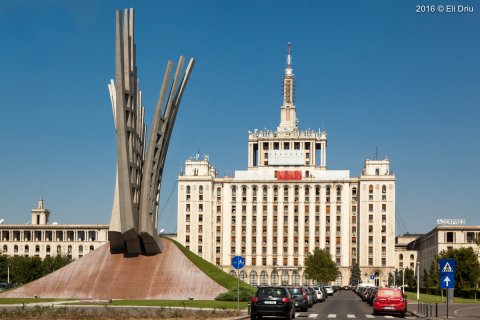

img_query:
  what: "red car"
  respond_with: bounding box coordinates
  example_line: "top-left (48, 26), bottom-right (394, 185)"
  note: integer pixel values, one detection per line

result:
top-left (373, 288), bottom-right (407, 317)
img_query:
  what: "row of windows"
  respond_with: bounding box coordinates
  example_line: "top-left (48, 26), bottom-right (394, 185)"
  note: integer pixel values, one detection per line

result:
top-left (0, 230), bottom-right (99, 241)
top-left (184, 184), bottom-right (389, 197)
top-left (399, 253), bottom-right (415, 260)
top-left (228, 269), bottom-right (311, 286)
top-left (1, 244), bottom-right (95, 254)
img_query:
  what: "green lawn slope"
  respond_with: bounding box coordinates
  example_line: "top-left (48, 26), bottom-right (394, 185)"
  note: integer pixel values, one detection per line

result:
top-left (163, 236), bottom-right (256, 300)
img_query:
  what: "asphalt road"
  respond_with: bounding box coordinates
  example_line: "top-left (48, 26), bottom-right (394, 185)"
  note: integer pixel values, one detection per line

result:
top-left (258, 290), bottom-right (417, 320)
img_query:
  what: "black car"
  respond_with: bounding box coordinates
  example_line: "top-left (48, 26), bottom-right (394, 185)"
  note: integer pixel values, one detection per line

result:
top-left (250, 286), bottom-right (296, 320)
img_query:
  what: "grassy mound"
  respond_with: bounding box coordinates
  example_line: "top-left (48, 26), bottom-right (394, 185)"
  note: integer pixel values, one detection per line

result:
top-left (163, 237), bottom-right (256, 301)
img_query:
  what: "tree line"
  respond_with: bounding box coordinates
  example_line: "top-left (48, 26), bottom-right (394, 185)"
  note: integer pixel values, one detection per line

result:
top-left (303, 246), bottom-right (480, 292)
top-left (0, 254), bottom-right (71, 285)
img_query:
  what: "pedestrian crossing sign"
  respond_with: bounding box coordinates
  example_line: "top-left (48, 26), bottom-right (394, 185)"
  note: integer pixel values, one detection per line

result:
top-left (440, 259), bottom-right (455, 274)
top-left (442, 261), bottom-right (453, 273)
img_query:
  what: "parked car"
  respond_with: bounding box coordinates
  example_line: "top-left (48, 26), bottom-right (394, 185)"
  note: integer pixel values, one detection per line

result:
top-left (320, 285), bottom-right (328, 300)
top-left (366, 287), bottom-right (378, 305)
top-left (312, 286), bottom-right (325, 302)
top-left (373, 287), bottom-right (407, 317)
top-left (287, 286), bottom-right (309, 312)
top-left (250, 286), bottom-right (296, 320)
top-left (307, 287), bottom-right (318, 304)
top-left (0, 282), bottom-right (12, 291)
top-left (324, 285), bottom-right (334, 296)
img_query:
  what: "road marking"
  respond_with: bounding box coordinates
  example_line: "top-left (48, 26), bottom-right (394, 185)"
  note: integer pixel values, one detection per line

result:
top-left (308, 314), bottom-right (317, 318)
top-left (365, 315), bottom-right (375, 318)
top-left (347, 315), bottom-right (355, 318)
top-left (384, 316), bottom-right (394, 319)
top-left (327, 315), bottom-right (336, 318)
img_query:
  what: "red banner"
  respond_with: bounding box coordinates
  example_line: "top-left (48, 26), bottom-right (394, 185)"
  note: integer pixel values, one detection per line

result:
top-left (276, 171), bottom-right (302, 180)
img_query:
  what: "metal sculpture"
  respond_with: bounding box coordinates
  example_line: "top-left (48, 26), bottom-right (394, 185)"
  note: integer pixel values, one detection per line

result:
top-left (108, 8), bottom-right (195, 255)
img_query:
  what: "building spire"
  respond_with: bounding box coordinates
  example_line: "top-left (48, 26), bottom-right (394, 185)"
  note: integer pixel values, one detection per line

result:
top-left (278, 42), bottom-right (297, 132)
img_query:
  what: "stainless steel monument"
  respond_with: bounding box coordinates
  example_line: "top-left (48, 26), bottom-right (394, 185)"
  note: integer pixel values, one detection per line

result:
top-left (108, 8), bottom-right (195, 255)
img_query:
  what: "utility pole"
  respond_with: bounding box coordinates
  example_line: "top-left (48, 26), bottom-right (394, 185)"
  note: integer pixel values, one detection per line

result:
top-left (417, 262), bottom-right (420, 301)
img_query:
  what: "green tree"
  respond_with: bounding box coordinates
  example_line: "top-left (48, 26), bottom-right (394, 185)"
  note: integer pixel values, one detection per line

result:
top-left (439, 247), bottom-right (480, 289)
top-left (304, 248), bottom-right (338, 284)
top-left (349, 263), bottom-right (361, 285)
top-left (428, 255), bottom-right (440, 288)
top-left (423, 268), bottom-right (433, 288)
top-left (41, 254), bottom-right (71, 274)
top-left (404, 267), bottom-right (415, 289)
top-left (0, 253), bottom-right (8, 282)
top-left (388, 272), bottom-right (394, 287)
top-left (9, 255), bottom-right (43, 284)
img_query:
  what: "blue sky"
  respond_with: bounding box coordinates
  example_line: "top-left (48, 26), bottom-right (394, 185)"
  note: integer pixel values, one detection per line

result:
top-left (0, 0), bottom-right (478, 234)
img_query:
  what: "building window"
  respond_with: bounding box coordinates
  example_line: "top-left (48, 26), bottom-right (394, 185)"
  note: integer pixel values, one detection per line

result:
top-left (446, 232), bottom-right (455, 243)
top-left (369, 185), bottom-right (373, 194)
top-left (466, 232), bottom-right (475, 243)
top-left (260, 271), bottom-right (268, 285)
top-left (399, 254), bottom-right (403, 260)
top-left (382, 204), bottom-right (386, 212)
top-left (271, 271), bottom-right (279, 286)
top-left (368, 257), bottom-right (373, 266)
top-left (198, 204), bottom-right (203, 212)
top-left (250, 271), bottom-right (258, 286)
top-left (199, 186), bottom-right (203, 194)
top-left (382, 185), bottom-right (387, 194)
top-left (369, 204), bottom-right (373, 212)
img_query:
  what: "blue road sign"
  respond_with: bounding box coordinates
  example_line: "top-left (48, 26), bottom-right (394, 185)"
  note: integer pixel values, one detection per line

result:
top-left (232, 256), bottom-right (245, 269)
top-left (370, 275), bottom-right (375, 280)
top-left (440, 259), bottom-right (455, 289)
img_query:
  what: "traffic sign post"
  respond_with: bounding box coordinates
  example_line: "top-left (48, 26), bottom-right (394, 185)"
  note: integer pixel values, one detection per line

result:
top-left (232, 256), bottom-right (245, 310)
top-left (440, 259), bottom-right (455, 318)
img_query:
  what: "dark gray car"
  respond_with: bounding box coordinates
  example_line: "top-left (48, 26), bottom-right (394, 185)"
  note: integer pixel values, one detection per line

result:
top-left (287, 286), bottom-right (309, 312)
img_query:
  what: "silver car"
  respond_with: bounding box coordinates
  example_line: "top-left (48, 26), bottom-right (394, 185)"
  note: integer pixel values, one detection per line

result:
top-left (324, 285), bottom-right (334, 296)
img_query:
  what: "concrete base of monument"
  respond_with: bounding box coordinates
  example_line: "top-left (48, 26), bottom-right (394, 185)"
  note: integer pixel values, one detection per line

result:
top-left (0, 238), bottom-right (227, 300)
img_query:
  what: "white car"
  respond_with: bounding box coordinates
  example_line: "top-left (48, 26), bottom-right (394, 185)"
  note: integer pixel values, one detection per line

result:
top-left (312, 286), bottom-right (325, 301)
top-left (324, 285), bottom-right (334, 295)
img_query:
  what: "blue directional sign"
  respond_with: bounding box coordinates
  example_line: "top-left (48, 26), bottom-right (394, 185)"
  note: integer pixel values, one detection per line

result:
top-left (370, 275), bottom-right (375, 280)
top-left (232, 255), bottom-right (245, 269)
top-left (440, 259), bottom-right (455, 289)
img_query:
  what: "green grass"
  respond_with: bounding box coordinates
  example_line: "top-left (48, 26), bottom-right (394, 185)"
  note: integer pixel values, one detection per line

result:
top-left (406, 292), bottom-right (480, 304)
top-left (163, 236), bottom-right (255, 293)
top-left (0, 298), bottom-right (69, 304)
top-left (110, 299), bottom-right (248, 309)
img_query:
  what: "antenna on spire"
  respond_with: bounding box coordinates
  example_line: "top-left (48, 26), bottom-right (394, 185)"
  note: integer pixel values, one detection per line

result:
top-left (374, 146), bottom-right (379, 160)
top-left (287, 42), bottom-right (292, 67)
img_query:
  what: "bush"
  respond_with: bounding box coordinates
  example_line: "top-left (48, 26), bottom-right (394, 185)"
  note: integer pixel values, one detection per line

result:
top-left (215, 287), bottom-right (256, 302)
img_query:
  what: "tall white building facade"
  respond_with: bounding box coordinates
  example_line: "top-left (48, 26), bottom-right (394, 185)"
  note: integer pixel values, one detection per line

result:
top-left (177, 45), bottom-right (396, 286)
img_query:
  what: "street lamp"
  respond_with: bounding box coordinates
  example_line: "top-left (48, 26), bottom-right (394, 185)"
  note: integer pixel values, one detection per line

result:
top-left (417, 262), bottom-right (420, 301)
top-left (402, 267), bottom-right (405, 293)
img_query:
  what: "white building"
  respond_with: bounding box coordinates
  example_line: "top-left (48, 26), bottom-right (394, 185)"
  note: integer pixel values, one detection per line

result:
top-left (177, 44), bottom-right (396, 286)
top-left (0, 199), bottom-right (108, 260)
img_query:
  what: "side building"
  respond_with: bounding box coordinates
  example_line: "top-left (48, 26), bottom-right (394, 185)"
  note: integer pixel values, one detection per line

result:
top-left (0, 199), bottom-right (109, 260)
top-left (177, 45), bottom-right (397, 286)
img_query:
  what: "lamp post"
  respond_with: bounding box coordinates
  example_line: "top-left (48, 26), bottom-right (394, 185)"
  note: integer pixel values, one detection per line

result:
top-left (417, 262), bottom-right (420, 301)
top-left (402, 268), bottom-right (405, 293)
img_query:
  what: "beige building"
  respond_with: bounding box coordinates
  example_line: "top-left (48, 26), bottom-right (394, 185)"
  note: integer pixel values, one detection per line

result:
top-left (177, 45), bottom-right (396, 286)
top-left (0, 199), bottom-right (108, 260)
top-left (408, 225), bottom-right (480, 285)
